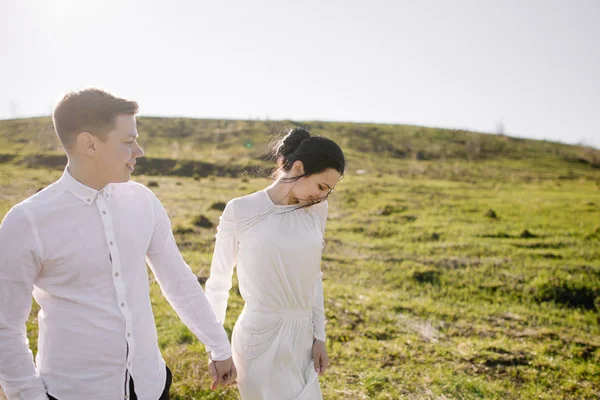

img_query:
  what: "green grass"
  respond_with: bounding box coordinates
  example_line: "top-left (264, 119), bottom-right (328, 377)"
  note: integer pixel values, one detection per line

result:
top-left (0, 117), bottom-right (599, 399)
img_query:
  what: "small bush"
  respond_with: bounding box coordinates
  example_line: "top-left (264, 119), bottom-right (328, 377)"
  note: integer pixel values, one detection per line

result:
top-left (529, 272), bottom-right (599, 310)
top-left (585, 227), bottom-right (600, 241)
top-left (412, 269), bottom-right (441, 285)
top-left (520, 229), bottom-right (537, 238)
top-left (484, 209), bottom-right (497, 219)
top-left (380, 205), bottom-right (396, 216)
top-left (210, 201), bottom-right (227, 211)
top-left (191, 214), bottom-right (214, 228)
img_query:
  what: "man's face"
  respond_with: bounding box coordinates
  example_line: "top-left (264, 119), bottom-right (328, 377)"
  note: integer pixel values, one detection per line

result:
top-left (92, 114), bottom-right (144, 184)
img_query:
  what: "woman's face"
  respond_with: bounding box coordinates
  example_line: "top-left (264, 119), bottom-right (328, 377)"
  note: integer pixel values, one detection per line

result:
top-left (289, 163), bottom-right (342, 206)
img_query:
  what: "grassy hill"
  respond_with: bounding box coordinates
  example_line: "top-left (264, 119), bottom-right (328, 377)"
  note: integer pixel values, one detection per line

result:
top-left (1, 116), bottom-right (599, 180)
top-left (0, 117), bottom-right (599, 399)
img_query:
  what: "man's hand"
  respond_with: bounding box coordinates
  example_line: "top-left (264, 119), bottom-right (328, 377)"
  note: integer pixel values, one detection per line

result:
top-left (312, 339), bottom-right (328, 375)
top-left (208, 355), bottom-right (237, 390)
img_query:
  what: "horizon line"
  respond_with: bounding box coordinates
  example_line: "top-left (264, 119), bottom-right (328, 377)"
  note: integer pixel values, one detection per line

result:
top-left (0, 114), bottom-right (596, 150)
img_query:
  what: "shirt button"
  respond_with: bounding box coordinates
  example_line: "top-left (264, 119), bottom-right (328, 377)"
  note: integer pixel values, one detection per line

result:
top-left (102, 211), bottom-right (107, 215)
top-left (114, 272), bottom-right (119, 277)
top-left (127, 332), bottom-right (131, 337)
top-left (121, 302), bottom-right (125, 307)
top-left (110, 241), bottom-right (114, 246)
top-left (86, 198), bottom-right (91, 203)
top-left (128, 362), bottom-right (131, 367)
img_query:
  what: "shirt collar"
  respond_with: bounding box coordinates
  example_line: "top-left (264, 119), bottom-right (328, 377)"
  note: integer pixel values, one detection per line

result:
top-left (58, 167), bottom-right (114, 205)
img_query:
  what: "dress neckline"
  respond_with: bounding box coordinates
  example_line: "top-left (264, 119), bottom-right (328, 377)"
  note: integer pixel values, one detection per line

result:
top-left (262, 189), bottom-right (301, 209)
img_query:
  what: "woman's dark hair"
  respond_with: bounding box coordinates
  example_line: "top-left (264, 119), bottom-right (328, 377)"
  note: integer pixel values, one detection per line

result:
top-left (271, 127), bottom-right (345, 182)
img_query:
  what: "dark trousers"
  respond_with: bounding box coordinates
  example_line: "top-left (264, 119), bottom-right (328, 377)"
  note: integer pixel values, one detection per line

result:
top-left (47, 366), bottom-right (172, 400)
top-left (130, 366), bottom-right (172, 400)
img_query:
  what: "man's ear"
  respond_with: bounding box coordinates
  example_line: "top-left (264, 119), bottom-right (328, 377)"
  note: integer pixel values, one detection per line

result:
top-left (75, 132), bottom-right (96, 156)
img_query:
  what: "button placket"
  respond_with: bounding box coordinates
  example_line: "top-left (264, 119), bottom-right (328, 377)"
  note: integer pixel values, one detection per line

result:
top-left (98, 198), bottom-right (116, 269)
top-left (96, 196), bottom-right (135, 368)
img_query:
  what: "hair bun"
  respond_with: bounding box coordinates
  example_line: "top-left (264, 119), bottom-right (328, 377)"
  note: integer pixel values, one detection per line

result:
top-left (278, 127), bottom-right (311, 158)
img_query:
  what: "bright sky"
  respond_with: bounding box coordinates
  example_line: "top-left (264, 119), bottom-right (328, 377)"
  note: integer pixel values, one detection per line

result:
top-left (1, 0), bottom-right (599, 147)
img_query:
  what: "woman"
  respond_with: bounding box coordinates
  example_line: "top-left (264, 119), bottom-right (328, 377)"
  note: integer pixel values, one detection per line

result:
top-left (205, 127), bottom-right (345, 399)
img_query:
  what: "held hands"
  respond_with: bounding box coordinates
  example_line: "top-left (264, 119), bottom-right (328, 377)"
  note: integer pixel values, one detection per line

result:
top-left (208, 355), bottom-right (237, 390)
top-left (312, 339), bottom-right (329, 375)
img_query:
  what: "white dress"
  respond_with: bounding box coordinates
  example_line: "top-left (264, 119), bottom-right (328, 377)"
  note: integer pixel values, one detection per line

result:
top-left (205, 189), bottom-right (328, 400)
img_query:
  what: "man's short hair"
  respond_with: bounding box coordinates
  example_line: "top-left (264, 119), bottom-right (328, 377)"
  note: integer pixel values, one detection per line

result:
top-left (53, 88), bottom-right (138, 151)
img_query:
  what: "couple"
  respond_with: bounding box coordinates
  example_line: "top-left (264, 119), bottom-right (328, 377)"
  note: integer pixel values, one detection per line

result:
top-left (0, 88), bottom-right (345, 400)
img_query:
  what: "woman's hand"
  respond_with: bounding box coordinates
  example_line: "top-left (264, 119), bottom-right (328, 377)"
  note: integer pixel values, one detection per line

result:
top-left (208, 354), bottom-right (237, 390)
top-left (312, 339), bottom-right (328, 375)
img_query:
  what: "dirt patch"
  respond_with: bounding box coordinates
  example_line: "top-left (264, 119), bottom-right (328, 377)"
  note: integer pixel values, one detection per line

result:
top-left (7, 153), bottom-right (252, 178)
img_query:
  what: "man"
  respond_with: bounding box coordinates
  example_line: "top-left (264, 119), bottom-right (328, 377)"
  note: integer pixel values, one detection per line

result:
top-left (0, 88), bottom-right (236, 400)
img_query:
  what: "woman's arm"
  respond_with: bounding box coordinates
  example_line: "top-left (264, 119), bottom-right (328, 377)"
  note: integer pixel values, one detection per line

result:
top-left (312, 200), bottom-right (328, 342)
top-left (205, 200), bottom-right (238, 327)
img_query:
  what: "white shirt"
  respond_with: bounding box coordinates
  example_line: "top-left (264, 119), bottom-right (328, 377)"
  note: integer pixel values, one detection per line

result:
top-left (205, 189), bottom-right (327, 347)
top-left (0, 168), bottom-right (231, 400)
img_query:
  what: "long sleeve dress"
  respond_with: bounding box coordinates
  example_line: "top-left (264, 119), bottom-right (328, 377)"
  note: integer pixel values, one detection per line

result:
top-left (205, 189), bottom-right (328, 400)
